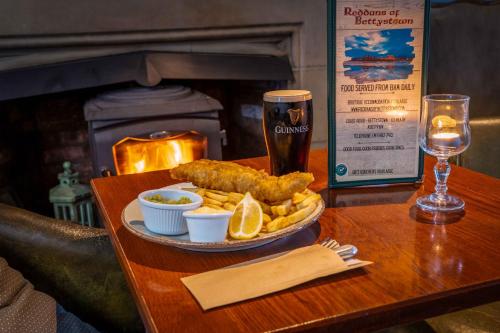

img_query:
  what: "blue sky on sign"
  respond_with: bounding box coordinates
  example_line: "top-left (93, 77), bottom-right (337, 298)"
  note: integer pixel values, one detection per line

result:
top-left (345, 29), bottom-right (414, 59)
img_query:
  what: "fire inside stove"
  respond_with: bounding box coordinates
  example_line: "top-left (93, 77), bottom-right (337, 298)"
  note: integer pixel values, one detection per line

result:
top-left (112, 131), bottom-right (207, 175)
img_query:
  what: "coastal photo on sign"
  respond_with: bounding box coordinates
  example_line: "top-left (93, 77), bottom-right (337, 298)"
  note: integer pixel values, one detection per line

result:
top-left (343, 29), bottom-right (415, 84)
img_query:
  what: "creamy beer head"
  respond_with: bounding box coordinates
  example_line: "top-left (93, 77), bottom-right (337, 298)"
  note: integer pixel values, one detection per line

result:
top-left (263, 90), bottom-right (312, 103)
top-left (262, 90), bottom-right (313, 176)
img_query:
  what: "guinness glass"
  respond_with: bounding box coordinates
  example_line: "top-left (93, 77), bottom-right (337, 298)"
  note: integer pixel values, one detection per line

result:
top-left (263, 90), bottom-right (313, 176)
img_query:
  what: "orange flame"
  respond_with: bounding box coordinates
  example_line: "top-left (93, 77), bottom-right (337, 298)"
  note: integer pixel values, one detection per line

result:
top-left (113, 131), bottom-right (207, 175)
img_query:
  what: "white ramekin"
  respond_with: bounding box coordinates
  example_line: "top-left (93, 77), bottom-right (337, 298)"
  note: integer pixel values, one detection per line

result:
top-left (183, 210), bottom-right (234, 242)
top-left (138, 189), bottom-right (202, 235)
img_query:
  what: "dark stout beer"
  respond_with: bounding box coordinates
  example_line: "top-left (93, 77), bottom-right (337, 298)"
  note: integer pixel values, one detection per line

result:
top-left (263, 90), bottom-right (313, 176)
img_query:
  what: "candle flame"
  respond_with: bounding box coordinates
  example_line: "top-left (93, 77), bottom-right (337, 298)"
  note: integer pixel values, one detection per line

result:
top-left (432, 132), bottom-right (460, 139)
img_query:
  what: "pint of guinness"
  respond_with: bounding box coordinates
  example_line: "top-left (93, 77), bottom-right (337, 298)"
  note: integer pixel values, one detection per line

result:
top-left (263, 90), bottom-right (313, 176)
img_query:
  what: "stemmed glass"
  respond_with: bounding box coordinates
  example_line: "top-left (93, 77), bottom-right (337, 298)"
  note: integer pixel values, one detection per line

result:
top-left (417, 94), bottom-right (471, 212)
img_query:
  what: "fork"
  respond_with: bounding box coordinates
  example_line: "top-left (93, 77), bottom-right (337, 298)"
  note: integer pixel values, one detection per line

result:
top-left (320, 237), bottom-right (339, 249)
top-left (227, 238), bottom-right (359, 269)
top-left (320, 237), bottom-right (358, 260)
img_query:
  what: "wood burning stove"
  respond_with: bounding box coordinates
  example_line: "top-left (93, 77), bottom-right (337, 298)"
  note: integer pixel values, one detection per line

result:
top-left (84, 85), bottom-right (225, 177)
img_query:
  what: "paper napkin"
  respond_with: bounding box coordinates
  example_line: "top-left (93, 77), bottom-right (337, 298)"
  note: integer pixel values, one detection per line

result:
top-left (181, 244), bottom-right (372, 310)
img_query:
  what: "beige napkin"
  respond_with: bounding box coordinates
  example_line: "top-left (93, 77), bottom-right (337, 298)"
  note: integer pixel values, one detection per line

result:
top-left (181, 244), bottom-right (372, 310)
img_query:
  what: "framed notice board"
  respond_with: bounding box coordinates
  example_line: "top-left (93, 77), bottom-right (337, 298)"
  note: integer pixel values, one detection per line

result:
top-left (328, 0), bottom-right (430, 188)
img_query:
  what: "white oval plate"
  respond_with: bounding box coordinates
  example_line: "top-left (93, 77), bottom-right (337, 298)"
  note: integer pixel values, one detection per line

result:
top-left (121, 183), bottom-right (325, 252)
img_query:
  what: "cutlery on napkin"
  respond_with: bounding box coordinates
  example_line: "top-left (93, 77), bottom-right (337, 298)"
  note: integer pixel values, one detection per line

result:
top-left (181, 242), bottom-right (372, 310)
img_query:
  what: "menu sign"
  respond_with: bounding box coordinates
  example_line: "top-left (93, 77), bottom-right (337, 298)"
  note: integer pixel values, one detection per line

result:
top-left (328, 0), bottom-right (429, 188)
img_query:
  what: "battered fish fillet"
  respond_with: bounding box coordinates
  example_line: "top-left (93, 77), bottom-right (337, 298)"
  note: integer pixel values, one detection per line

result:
top-left (170, 159), bottom-right (314, 202)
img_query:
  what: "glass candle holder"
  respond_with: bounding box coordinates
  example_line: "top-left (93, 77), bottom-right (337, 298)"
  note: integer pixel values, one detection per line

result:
top-left (417, 94), bottom-right (471, 212)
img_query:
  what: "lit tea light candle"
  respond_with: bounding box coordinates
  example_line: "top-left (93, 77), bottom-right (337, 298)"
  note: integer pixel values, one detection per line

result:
top-left (431, 132), bottom-right (461, 148)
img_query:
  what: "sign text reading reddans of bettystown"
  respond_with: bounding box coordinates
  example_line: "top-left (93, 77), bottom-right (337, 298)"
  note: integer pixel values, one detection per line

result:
top-left (344, 7), bottom-right (414, 26)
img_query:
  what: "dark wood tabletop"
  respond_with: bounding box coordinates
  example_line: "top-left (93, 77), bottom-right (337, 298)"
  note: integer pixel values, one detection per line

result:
top-left (91, 149), bottom-right (500, 333)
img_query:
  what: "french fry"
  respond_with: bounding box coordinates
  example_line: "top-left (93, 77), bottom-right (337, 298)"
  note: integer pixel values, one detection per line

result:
top-left (203, 204), bottom-right (226, 210)
top-left (276, 207), bottom-right (286, 216)
top-left (289, 206), bottom-right (297, 214)
top-left (292, 192), bottom-right (307, 205)
top-left (195, 188), bottom-right (206, 196)
top-left (206, 189), bottom-right (229, 195)
top-left (271, 199), bottom-right (292, 216)
top-left (258, 200), bottom-right (272, 215)
top-left (286, 202), bottom-right (317, 225)
top-left (266, 216), bottom-right (287, 232)
top-left (263, 213), bottom-right (272, 224)
top-left (223, 202), bottom-right (236, 211)
top-left (297, 193), bottom-right (321, 210)
top-left (228, 192), bottom-right (244, 204)
top-left (203, 197), bottom-right (223, 206)
top-left (205, 191), bottom-right (228, 202)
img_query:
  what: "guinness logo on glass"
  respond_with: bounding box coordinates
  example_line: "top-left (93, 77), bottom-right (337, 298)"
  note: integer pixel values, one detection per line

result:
top-left (287, 108), bottom-right (303, 125)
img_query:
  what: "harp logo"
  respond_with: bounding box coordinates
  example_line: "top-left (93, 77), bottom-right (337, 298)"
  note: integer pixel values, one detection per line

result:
top-left (274, 107), bottom-right (309, 134)
top-left (287, 108), bottom-right (303, 125)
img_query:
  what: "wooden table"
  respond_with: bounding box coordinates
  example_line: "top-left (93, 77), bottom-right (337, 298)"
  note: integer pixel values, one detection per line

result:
top-left (92, 150), bottom-right (500, 333)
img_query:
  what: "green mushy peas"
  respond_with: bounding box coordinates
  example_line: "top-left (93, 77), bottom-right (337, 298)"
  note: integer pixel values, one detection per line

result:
top-left (145, 194), bottom-right (193, 204)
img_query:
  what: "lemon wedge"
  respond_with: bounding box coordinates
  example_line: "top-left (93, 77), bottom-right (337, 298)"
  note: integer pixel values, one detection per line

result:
top-left (229, 192), bottom-right (263, 240)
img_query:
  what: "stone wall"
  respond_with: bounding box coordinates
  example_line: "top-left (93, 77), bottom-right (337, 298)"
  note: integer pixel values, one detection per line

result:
top-left (0, 90), bottom-right (93, 214)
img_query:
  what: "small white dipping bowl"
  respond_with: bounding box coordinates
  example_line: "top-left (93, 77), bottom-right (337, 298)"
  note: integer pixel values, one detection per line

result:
top-left (183, 209), bottom-right (234, 242)
top-left (138, 189), bottom-right (202, 235)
